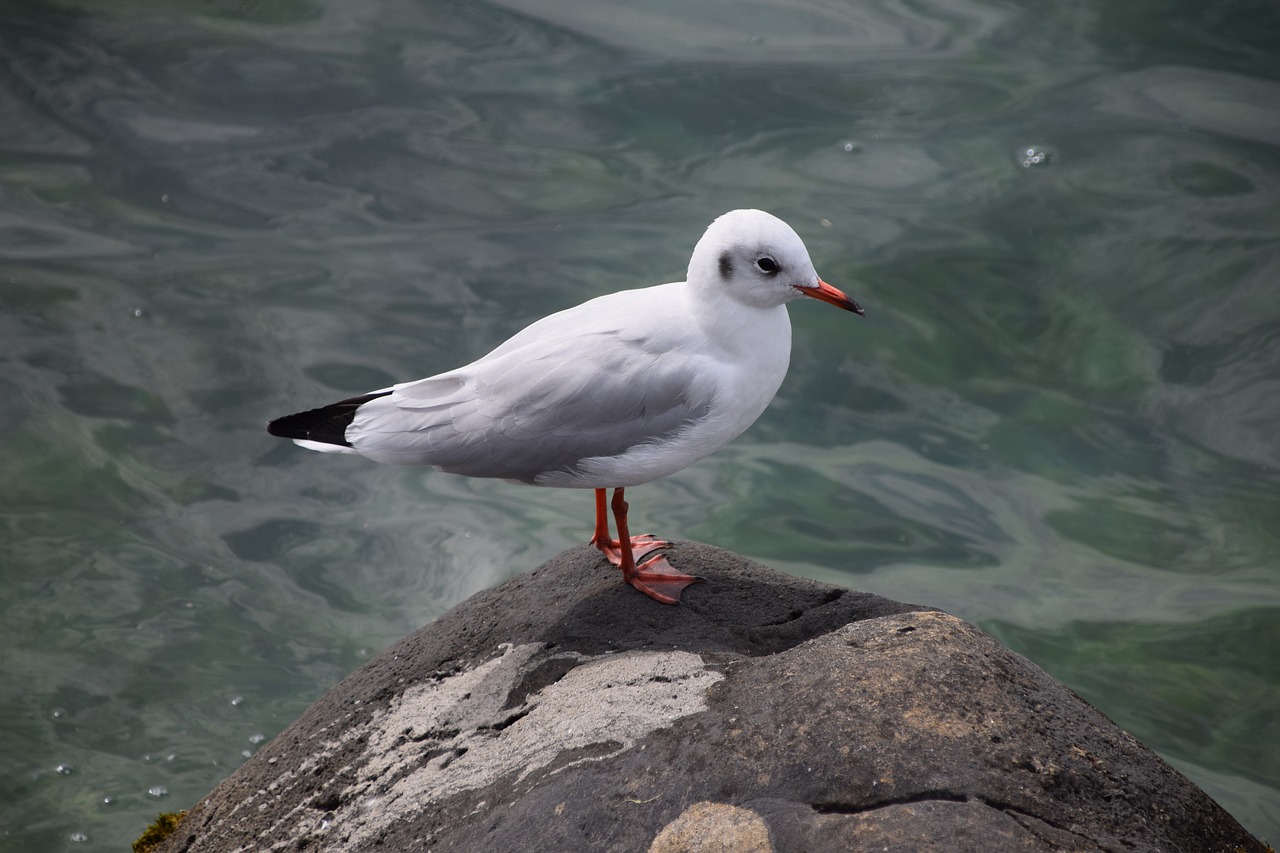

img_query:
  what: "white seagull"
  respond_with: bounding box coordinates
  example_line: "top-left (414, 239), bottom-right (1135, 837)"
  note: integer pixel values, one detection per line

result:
top-left (267, 209), bottom-right (863, 604)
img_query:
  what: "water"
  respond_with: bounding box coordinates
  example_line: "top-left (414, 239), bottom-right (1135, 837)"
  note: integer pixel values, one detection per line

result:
top-left (2, 0), bottom-right (1277, 847)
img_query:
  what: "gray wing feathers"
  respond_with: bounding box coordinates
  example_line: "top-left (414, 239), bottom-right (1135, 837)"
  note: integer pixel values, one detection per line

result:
top-left (346, 331), bottom-right (714, 483)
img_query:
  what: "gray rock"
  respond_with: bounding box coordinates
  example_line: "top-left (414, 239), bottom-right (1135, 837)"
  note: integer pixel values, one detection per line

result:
top-left (158, 543), bottom-right (1267, 853)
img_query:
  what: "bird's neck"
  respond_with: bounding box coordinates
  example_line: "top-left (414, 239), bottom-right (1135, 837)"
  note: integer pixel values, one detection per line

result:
top-left (690, 285), bottom-right (792, 361)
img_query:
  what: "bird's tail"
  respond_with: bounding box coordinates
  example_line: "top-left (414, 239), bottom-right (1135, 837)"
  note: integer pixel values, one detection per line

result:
top-left (266, 390), bottom-right (392, 447)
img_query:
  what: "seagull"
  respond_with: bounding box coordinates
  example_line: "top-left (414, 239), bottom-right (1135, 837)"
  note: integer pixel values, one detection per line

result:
top-left (267, 209), bottom-right (863, 605)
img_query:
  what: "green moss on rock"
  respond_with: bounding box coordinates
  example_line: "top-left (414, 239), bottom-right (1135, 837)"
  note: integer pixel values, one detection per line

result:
top-left (133, 810), bottom-right (187, 853)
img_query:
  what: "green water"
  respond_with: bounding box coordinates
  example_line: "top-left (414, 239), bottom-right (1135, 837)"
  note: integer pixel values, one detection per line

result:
top-left (2, 0), bottom-right (1277, 847)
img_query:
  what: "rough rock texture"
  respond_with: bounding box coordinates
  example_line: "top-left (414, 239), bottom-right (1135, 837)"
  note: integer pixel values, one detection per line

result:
top-left (159, 543), bottom-right (1266, 853)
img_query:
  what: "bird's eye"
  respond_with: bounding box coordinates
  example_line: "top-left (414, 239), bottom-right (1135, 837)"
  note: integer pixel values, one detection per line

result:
top-left (756, 257), bottom-right (779, 274)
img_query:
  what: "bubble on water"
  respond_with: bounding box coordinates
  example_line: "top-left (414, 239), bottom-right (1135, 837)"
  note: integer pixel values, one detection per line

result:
top-left (249, 733), bottom-right (266, 745)
top-left (69, 831), bottom-right (89, 844)
top-left (55, 763), bottom-right (74, 776)
top-left (242, 749), bottom-right (253, 758)
top-left (841, 140), bottom-right (860, 153)
top-left (102, 795), bottom-right (114, 806)
top-left (1019, 145), bottom-right (1053, 168)
top-left (147, 785), bottom-right (169, 799)
top-left (132, 306), bottom-right (146, 319)
top-left (230, 695), bottom-right (245, 707)
top-left (51, 707), bottom-right (67, 720)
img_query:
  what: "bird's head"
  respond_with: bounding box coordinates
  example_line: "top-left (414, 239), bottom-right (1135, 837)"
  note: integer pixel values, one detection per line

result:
top-left (689, 209), bottom-right (863, 315)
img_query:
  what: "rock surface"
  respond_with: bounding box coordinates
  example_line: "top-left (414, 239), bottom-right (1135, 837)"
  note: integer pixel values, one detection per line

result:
top-left (158, 543), bottom-right (1267, 853)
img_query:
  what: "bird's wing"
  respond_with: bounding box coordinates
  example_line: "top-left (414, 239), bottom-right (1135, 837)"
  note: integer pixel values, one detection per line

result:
top-left (346, 314), bottom-right (719, 483)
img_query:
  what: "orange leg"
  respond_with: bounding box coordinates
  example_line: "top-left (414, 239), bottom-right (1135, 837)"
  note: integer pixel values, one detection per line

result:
top-left (589, 487), bottom-right (668, 565)
top-left (588, 487), bottom-right (700, 605)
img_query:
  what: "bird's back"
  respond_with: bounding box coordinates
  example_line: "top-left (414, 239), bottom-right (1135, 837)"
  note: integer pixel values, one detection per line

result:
top-left (339, 282), bottom-right (732, 485)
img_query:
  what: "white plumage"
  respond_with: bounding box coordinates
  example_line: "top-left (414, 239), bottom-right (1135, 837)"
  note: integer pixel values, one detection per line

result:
top-left (268, 209), bottom-right (862, 604)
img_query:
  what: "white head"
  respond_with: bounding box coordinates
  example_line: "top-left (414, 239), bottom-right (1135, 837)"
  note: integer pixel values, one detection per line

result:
top-left (687, 209), bottom-right (863, 314)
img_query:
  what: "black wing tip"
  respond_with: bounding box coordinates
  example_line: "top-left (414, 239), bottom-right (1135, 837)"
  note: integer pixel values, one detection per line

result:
top-left (266, 390), bottom-right (392, 447)
top-left (266, 411), bottom-right (325, 441)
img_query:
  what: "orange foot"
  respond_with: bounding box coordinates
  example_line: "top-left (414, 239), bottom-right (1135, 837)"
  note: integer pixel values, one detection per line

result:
top-left (589, 487), bottom-right (702, 605)
top-left (623, 552), bottom-right (701, 605)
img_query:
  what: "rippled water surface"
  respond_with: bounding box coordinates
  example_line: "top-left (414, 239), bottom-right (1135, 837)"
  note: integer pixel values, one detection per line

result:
top-left (3, 0), bottom-right (1278, 847)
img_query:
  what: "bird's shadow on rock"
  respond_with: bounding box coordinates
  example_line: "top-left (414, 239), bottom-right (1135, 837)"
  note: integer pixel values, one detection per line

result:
top-left (482, 541), bottom-right (927, 659)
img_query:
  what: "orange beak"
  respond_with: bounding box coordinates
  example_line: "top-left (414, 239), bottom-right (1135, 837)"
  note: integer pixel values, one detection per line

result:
top-left (795, 278), bottom-right (864, 315)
